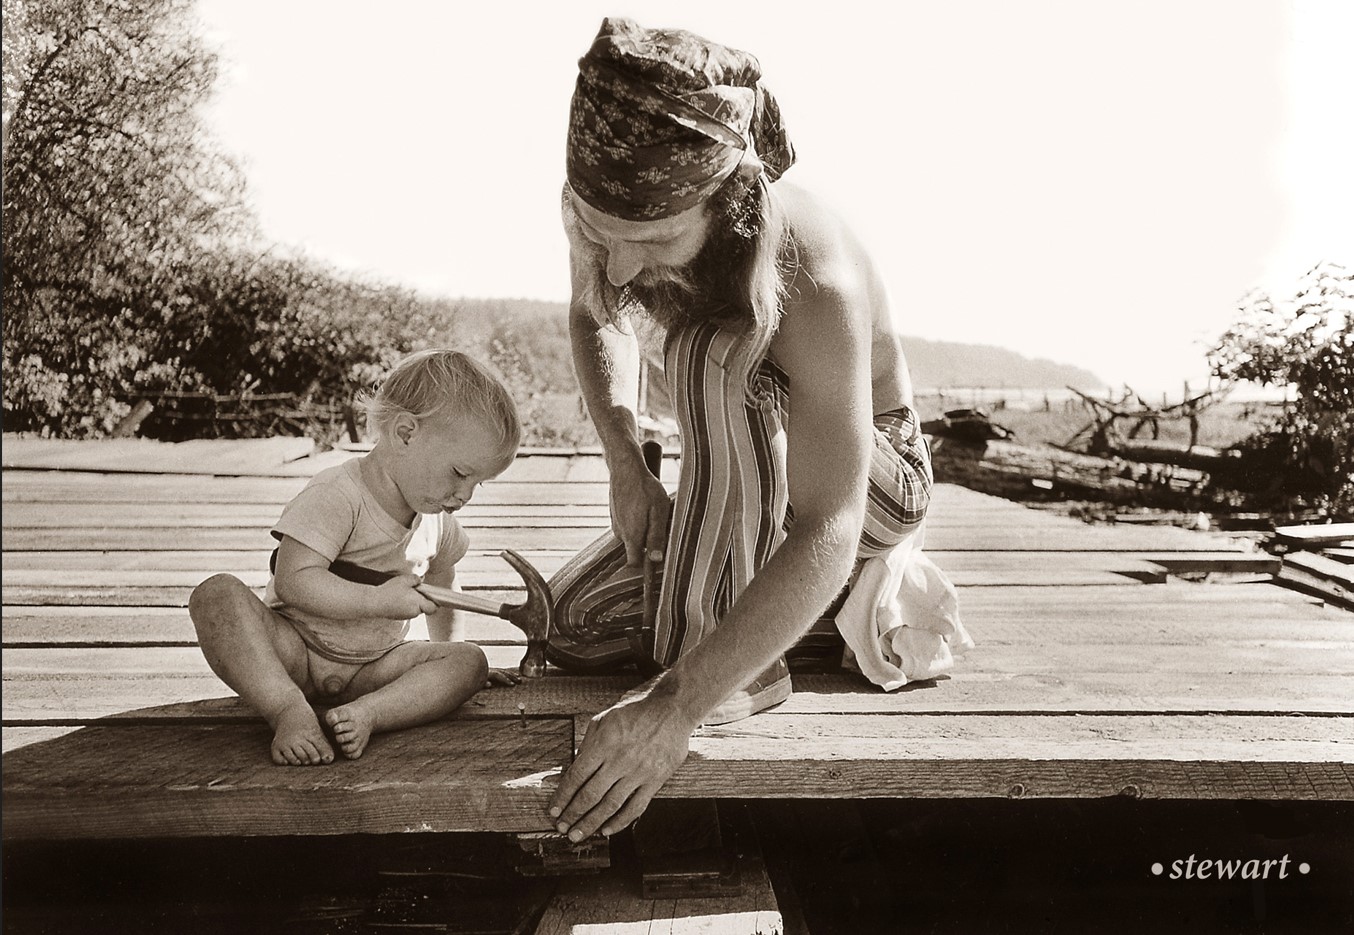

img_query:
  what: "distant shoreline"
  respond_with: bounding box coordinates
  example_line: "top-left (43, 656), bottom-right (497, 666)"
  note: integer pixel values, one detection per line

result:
top-left (915, 384), bottom-right (1290, 405)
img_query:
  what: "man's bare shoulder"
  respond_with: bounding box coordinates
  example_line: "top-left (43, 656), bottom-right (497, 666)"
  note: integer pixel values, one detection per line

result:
top-left (777, 182), bottom-right (877, 306)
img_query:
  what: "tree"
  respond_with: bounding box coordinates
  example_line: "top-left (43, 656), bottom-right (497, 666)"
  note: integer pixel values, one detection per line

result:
top-left (1208, 261), bottom-right (1353, 518)
top-left (1, 0), bottom-right (594, 446)
top-left (3, 0), bottom-right (255, 435)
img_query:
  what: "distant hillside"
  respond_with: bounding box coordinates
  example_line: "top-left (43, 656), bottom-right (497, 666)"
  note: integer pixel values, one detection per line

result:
top-left (456, 299), bottom-right (1103, 392)
top-left (901, 336), bottom-right (1104, 391)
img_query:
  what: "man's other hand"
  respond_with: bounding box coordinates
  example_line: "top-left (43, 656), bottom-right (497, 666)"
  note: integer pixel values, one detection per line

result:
top-left (546, 689), bottom-right (693, 840)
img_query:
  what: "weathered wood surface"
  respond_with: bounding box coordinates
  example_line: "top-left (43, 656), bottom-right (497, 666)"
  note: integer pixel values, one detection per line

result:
top-left (7, 583), bottom-right (1344, 647)
top-left (8, 664), bottom-right (1354, 724)
top-left (659, 714), bottom-right (1354, 801)
top-left (2, 460), bottom-right (1254, 554)
top-left (3, 440), bottom-right (1352, 843)
top-left (0, 436), bottom-right (318, 474)
top-left (3, 551), bottom-right (1217, 602)
top-left (1274, 522), bottom-right (1354, 546)
top-left (1, 720), bottom-right (571, 838)
top-left (1278, 550), bottom-right (1354, 608)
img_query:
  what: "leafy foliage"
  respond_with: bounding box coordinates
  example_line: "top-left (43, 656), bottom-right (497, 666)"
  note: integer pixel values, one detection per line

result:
top-left (1, 0), bottom-right (594, 446)
top-left (1208, 261), bottom-right (1353, 518)
top-left (2, 0), bottom-right (254, 435)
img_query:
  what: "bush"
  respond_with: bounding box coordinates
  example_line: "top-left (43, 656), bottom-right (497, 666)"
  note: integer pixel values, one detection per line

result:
top-left (1208, 262), bottom-right (1353, 518)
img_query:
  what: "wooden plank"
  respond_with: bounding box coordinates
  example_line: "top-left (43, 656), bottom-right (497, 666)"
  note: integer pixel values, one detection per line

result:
top-left (9, 711), bottom-right (1349, 845)
top-left (2, 607), bottom-right (530, 646)
top-left (2, 438), bottom-right (186, 470)
top-left (2, 581), bottom-right (1338, 625)
top-left (960, 642), bottom-right (1354, 675)
top-left (1, 645), bottom-right (527, 676)
top-left (1141, 552), bottom-right (1281, 576)
top-left (0, 557), bottom-right (1178, 596)
top-left (693, 712), bottom-right (1354, 750)
top-left (0, 499), bottom-right (1233, 537)
top-left (953, 582), bottom-right (1336, 616)
top-left (0, 719), bottom-right (571, 839)
top-left (1277, 552), bottom-right (1354, 607)
top-left (1, 584), bottom-right (541, 607)
top-left (1, 559), bottom-right (574, 588)
top-left (0, 507), bottom-right (1062, 531)
top-left (0, 547), bottom-right (1179, 574)
top-left (0, 526), bottom-right (601, 552)
top-left (10, 603), bottom-right (1354, 648)
top-left (782, 672), bottom-right (1354, 714)
top-left (5, 580), bottom-right (1333, 621)
top-left (654, 714), bottom-right (1354, 801)
top-left (1274, 522), bottom-right (1354, 546)
top-left (36, 446), bottom-right (596, 480)
top-left (2, 474), bottom-right (614, 506)
top-left (3, 726), bottom-right (81, 752)
top-left (2, 502), bottom-right (615, 527)
top-left (1, 523), bottom-right (1249, 554)
top-left (7, 639), bottom-right (1351, 684)
top-left (143, 437), bottom-right (311, 475)
top-left (0, 466), bottom-right (949, 507)
top-left (0, 674), bottom-right (634, 724)
top-left (0, 470), bottom-right (1253, 553)
top-left (1, 437), bottom-right (316, 474)
top-left (0, 548), bottom-right (570, 573)
top-left (7, 665), bottom-right (1354, 721)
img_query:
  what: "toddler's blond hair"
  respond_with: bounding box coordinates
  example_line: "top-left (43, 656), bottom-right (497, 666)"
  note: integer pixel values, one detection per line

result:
top-left (360, 349), bottom-right (521, 456)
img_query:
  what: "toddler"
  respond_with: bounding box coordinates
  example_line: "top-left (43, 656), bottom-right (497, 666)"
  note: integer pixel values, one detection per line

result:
top-left (189, 349), bottom-right (521, 765)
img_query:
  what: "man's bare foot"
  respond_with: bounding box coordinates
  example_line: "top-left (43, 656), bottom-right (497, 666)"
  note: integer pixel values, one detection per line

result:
top-left (325, 702), bottom-right (376, 759)
top-left (271, 703), bottom-right (334, 766)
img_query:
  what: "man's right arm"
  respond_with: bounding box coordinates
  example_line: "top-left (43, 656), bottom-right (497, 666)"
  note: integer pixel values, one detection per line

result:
top-left (568, 301), bottom-right (642, 471)
top-left (569, 301), bottom-right (669, 566)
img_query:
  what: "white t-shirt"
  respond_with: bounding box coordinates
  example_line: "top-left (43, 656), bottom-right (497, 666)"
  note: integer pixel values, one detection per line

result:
top-left (265, 458), bottom-right (468, 662)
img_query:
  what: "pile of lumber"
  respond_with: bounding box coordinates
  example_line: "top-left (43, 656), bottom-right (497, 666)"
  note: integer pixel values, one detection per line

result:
top-left (1271, 522), bottom-right (1354, 608)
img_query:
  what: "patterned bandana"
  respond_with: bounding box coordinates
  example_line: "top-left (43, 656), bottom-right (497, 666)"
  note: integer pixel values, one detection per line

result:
top-left (566, 17), bottom-right (796, 221)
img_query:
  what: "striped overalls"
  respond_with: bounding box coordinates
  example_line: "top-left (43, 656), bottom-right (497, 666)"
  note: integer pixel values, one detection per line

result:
top-left (547, 320), bottom-right (933, 670)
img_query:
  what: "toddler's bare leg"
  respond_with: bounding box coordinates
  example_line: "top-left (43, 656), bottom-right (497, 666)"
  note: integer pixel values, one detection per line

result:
top-left (189, 574), bottom-right (334, 766)
top-left (324, 642), bottom-right (488, 759)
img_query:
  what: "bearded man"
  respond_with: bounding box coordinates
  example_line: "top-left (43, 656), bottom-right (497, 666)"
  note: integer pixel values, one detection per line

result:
top-left (545, 18), bottom-right (943, 842)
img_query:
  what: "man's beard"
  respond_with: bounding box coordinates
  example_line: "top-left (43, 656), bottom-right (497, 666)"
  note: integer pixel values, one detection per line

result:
top-left (586, 221), bottom-right (754, 334)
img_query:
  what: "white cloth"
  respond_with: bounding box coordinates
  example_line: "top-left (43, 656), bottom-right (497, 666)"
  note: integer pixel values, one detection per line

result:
top-left (834, 524), bottom-right (973, 690)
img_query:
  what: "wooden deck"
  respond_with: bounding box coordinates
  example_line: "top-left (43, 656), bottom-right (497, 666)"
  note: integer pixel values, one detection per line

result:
top-left (4, 436), bottom-right (1352, 848)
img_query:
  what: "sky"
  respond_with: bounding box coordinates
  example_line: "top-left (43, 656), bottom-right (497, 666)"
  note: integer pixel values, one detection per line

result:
top-left (194, 0), bottom-right (1353, 394)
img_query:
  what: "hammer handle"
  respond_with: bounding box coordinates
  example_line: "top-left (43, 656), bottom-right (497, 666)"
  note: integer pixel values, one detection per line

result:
top-left (323, 556), bottom-right (548, 678)
top-left (639, 440), bottom-right (664, 660)
top-left (642, 439), bottom-right (663, 479)
top-left (416, 583), bottom-right (506, 617)
top-left (327, 559), bottom-right (507, 618)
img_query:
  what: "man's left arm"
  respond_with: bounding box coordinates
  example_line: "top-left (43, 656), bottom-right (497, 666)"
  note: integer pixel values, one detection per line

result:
top-left (547, 268), bottom-right (874, 841)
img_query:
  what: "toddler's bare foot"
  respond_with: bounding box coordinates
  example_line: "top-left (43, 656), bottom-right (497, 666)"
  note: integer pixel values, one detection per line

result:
top-left (325, 702), bottom-right (376, 759)
top-left (271, 703), bottom-right (334, 766)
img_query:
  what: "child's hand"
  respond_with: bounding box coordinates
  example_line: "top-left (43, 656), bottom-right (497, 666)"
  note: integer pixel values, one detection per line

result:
top-left (485, 668), bottom-right (521, 688)
top-left (372, 574), bottom-right (438, 620)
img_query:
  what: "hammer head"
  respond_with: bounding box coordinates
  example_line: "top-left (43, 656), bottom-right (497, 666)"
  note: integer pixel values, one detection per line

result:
top-left (499, 549), bottom-right (553, 678)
